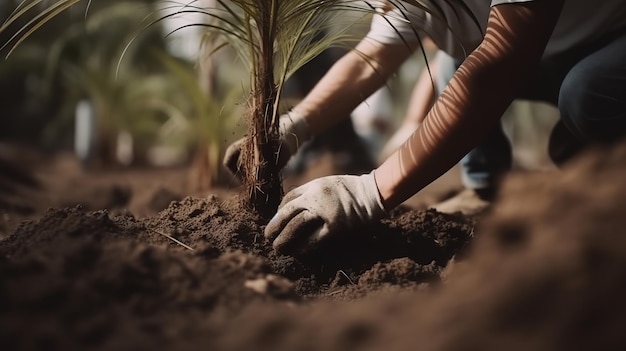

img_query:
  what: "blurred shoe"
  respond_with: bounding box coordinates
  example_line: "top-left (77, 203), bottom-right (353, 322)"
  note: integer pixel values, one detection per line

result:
top-left (430, 188), bottom-right (494, 216)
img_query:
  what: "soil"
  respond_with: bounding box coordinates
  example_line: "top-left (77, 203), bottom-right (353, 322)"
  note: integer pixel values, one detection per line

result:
top-left (2, 140), bottom-right (626, 350)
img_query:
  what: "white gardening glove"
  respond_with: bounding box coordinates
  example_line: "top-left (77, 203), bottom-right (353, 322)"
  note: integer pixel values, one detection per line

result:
top-left (264, 171), bottom-right (388, 256)
top-left (223, 111), bottom-right (311, 177)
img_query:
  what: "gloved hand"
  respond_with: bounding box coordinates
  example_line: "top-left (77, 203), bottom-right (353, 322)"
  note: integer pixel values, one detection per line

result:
top-left (223, 111), bottom-right (311, 177)
top-left (264, 171), bottom-right (388, 256)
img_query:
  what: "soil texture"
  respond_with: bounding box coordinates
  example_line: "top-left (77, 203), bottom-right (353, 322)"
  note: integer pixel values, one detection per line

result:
top-left (2, 141), bottom-right (626, 350)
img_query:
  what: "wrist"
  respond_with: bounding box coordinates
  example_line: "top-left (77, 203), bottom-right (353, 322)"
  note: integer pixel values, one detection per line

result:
top-left (373, 167), bottom-right (399, 211)
top-left (360, 171), bottom-right (388, 220)
top-left (280, 110), bottom-right (311, 154)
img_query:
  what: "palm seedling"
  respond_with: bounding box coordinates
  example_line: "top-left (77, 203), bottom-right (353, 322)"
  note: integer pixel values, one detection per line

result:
top-left (155, 0), bottom-right (379, 218)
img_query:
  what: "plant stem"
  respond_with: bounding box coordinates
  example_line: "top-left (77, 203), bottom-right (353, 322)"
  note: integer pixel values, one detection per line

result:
top-left (242, 2), bottom-right (282, 219)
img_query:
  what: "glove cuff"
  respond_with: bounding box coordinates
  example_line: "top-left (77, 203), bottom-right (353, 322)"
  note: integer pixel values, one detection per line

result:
top-left (280, 110), bottom-right (311, 155)
top-left (360, 171), bottom-right (389, 221)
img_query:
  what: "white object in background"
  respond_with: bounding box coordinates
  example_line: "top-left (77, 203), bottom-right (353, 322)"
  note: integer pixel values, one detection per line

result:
top-left (147, 145), bottom-right (188, 167)
top-left (157, 0), bottom-right (210, 61)
top-left (351, 87), bottom-right (393, 160)
top-left (116, 131), bottom-right (134, 166)
top-left (75, 100), bottom-right (96, 162)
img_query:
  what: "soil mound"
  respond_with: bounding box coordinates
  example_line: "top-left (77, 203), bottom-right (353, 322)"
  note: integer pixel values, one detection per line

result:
top-left (4, 141), bottom-right (626, 350)
top-left (0, 190), bottom-right (473, 349)
top-left (217, 143), bottom-right (626, 351)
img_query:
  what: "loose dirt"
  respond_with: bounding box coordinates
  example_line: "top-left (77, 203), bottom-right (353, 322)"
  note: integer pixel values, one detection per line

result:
top-left (2, 142), bottom-right (626, 350)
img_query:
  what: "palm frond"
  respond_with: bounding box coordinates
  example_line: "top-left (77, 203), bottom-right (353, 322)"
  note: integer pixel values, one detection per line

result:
top-left (151, 0), bottom-right (481, 120)
top-left (150, 1), bottom-right (367, 124)
top-left (1, 1), bottom-right (484, 78)
top-left (1, 0), bottom-right (84, 57)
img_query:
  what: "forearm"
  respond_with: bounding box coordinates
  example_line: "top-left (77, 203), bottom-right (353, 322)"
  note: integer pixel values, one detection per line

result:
top-left (375, 49), bottom-right (518, 209)
top-left (293, 39), bottom-right (412, 134)
top-left (373, 2), bottom-right (563, 210)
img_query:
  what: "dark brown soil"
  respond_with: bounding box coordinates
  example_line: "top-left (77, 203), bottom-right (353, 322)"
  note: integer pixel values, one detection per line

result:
top-left (0, 192), bottom-right (474, 349)
top-left (2, 141), bottom-right (626, 350)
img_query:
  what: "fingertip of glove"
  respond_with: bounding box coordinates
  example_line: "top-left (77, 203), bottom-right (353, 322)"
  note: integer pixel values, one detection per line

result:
top-left (272, 235), bottom-right (307, 257)
top-left (270, 229), bottom-right (296, 255)
top-left (263, 212), bottom-right (281, 241)
top-left (271, 215), bottom-right (326, 257)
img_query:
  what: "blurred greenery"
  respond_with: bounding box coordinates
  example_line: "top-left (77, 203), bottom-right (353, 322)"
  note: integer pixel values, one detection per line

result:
top-left (1, 1), bottom-right (162, 146)
top-left (0, 0), bottom-right (244, 181)
top-left (154, 50), bottom-right (242, 186)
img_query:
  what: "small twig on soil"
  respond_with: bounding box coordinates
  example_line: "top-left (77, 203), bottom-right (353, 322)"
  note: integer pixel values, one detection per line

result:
top-left (338, 270), bottom-right (355, 285)
top-left (326, 288), bottom-right (344, 296)
top-left (149, 228), bottom-right (195, 251)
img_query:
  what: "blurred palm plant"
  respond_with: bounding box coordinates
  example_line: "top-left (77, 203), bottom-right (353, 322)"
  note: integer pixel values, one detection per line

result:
top-left (46, 2), bottom-right (171, 164)
top-left (2, 1), bottom-right (177, 164)
top-left (154, 51), bottom-right (242, 189)
top-left (1, 0), bottom-right (246, 187)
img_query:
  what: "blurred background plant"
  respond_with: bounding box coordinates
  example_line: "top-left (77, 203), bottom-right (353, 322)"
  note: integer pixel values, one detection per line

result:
top-left (42, 1), bottom-right (174, 166)
top-left (154, 50), bottom-right (243, 189)
top-left (0, 0), bottom-right (246, 188)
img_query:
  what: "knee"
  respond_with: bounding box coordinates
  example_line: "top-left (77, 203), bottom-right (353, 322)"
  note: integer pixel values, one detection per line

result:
top-left (558, 65), bottom-right (626, 142)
